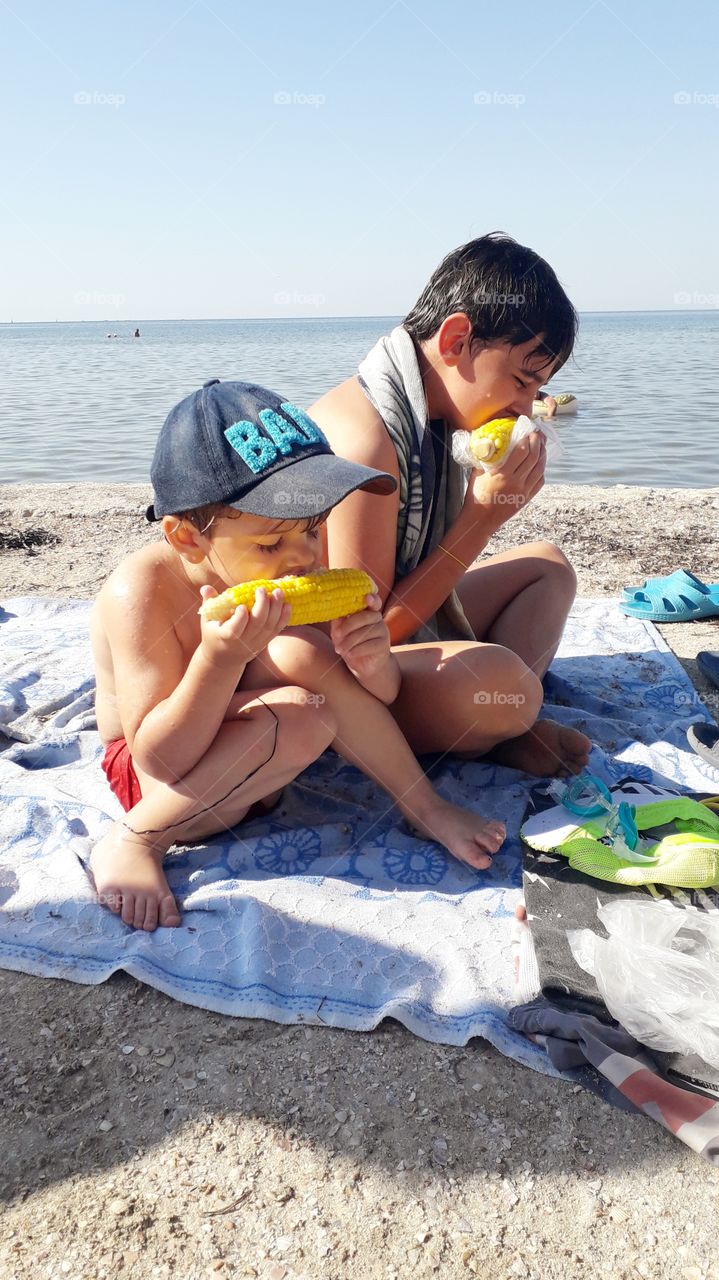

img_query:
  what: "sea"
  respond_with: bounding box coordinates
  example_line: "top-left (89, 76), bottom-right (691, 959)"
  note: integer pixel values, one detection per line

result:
top-left (1, 311), bottom-right (716, 488)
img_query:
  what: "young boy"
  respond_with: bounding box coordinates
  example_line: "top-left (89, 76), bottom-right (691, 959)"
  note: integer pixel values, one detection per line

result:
top-left (90, 380), bottom-right (516, 932)
top-left (309, 232), bottom-right (592, 777)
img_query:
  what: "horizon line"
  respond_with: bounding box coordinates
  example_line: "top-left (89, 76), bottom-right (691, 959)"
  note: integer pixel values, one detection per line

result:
top-left (2, 308), bottom-right (718, 325)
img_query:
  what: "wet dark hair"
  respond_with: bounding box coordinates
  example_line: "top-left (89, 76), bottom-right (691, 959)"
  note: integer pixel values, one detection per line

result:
top-left (174, 502), bottom-right (331, 537)
top-left (404, 232), bottom-right (578, 375)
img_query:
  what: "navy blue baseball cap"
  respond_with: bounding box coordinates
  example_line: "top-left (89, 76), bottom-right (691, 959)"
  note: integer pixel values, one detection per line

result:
top-left (146, 379), bottom-right (396, 522)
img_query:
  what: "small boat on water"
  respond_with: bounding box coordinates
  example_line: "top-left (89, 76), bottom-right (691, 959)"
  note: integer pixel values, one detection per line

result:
top-left (533, 392), bottom-right (578, 417)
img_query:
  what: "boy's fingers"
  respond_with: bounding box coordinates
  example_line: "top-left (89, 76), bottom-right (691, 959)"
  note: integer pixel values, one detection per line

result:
top-left (337, 607), bottom-right (383, 637)
top-left (335, 628), bottom-right (385, 658)
top-left (335, 630), bottom-right (386, 659)
top-left (224, 604), bottom-right (249, 634)
top-left (267, 597), bottom-right (291, 633)
top-left (200, 583), bottom-right (217, 599)
top-left (251, 587), bottom-right (271, 623)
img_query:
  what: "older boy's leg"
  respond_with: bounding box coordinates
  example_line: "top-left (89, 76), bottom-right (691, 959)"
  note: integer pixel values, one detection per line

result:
top-left (390, 639), bottom-right (590, 777)
top-left (90, 686), bottom-right (335, 932)
top-left (243, 630), bottom-right (508, 869)
top-left (456, 540), bottom-right (577, 677)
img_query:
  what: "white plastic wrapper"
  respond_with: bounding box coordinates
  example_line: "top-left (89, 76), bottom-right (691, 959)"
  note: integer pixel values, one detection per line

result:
top-left (451, 413), bottom-right (562, 474)
top-left (568, 899), bottom-right (719, 1070)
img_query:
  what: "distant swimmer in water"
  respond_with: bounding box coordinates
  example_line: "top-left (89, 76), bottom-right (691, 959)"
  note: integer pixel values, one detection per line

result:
top-left (133, 328), bottom-right (140, 338)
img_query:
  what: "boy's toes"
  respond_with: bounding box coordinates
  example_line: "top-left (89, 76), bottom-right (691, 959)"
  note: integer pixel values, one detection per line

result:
top-left (142, 897), bottom-right (159, 932)
top-left (132, 896), bottom-right (154, 926)
top-left (479, 824), bottom-right (505, 853)
top-left (98, 888), bottom-right (122, 914)
top-left (120, 892), bottom-right (136, 927)
top-left (159, 895), bottom-right (181, 928)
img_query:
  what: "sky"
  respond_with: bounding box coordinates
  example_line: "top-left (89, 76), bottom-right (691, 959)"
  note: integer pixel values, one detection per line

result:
top-left (1, 0), bottom-right (718, 321)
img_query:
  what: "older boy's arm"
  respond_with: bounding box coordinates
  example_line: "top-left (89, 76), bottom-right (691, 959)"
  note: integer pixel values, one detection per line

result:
top-left (317, 407), bottom-right (505, 645)
top-left (316, 389), bottom-right (547, 645)
top-left (382, 442), bottom-right (548, 641)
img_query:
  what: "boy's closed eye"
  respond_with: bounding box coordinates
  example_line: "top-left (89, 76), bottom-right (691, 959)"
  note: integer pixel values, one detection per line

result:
top-left (253, 528), bottom-right (322, 556)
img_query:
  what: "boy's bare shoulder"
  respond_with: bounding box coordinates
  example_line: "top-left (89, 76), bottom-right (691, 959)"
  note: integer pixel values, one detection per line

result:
top-left (93, 541), bottom-right (184, 635)
top-left (309, 377), bottom-right (397, 474)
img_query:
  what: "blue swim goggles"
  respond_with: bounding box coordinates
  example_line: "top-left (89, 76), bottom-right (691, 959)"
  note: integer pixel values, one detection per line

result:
top-left (548, 773), bottom-right (643, 857)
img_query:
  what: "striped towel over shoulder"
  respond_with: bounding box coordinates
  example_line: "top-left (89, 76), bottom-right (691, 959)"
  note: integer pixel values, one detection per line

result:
top-left (357, 324), bottom-right (475, 643)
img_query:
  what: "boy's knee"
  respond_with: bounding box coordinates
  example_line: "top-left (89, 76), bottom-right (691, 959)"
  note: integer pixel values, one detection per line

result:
top-left (264, 685), bottom-right (336, 767)
top-left (513, 665), bottom-right (544, 729)
top-left (534, 541), bottom-right (577, 598)
top-left (267, 626), bottom-right (336, 683)
top-left (221, 701), bottom-right (282, 771)
top-left (471, 645), bottom-right (543, 733)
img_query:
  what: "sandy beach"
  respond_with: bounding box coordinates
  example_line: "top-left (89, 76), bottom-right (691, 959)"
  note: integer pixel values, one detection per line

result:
top-left (2, 481), bottom-right (719, 1280)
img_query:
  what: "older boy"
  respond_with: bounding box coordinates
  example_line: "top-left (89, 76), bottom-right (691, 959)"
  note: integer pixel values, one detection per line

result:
top-left (90, 380), bottom-right (517, 931)
top-left (309, 232), bottom-right (591, 776)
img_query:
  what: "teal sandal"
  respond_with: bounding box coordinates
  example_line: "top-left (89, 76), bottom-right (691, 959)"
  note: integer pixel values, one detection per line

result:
top-left (621, 569), bottom-right (719, 603)
top-left (619, 571), bottom-right (719, 623)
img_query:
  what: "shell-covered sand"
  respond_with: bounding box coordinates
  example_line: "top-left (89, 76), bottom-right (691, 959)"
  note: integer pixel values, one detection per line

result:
top-left (2, 481), bottom-right (719, 1280)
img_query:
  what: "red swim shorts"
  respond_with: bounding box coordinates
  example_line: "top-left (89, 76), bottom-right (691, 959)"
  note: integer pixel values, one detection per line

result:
top-left (101, 738), bottom-right (142, 812)
top-left (100, 741), bottom-right (284, 822)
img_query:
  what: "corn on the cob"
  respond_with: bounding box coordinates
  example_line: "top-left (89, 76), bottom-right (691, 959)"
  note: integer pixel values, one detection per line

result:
top-left (200, 568), bottom-right (377, 625)
top-left (468, 417), bottom-right (517, 466)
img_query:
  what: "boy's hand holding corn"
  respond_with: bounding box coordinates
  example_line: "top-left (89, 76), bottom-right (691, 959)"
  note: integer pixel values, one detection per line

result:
top-left (199, 584), bottom-right (291, 671)
top-left (465, 429), bottom-right (547, 523)
top-left (330, 592), bottom-right (400, 705)
top-left (199, 570), bottom-right (399, 703)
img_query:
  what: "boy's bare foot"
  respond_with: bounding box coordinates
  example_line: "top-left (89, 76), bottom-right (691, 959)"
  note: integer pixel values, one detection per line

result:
top-left (408, 798), bottom-right (506, 871)
top-left (488, 719), bottom-right (591, 778)
top-left (90, 823), bottom-right (181, 931)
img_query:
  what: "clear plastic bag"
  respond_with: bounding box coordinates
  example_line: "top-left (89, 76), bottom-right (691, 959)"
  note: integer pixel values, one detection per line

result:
top-left (451, 413), bottom-right (562, 473)
top-left (568, 899), bottom-right (719, 1070)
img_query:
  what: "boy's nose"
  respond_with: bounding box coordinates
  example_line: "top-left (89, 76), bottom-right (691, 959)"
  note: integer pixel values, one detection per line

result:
top-left (282, 553), bottom-right (320, 577)
top-left (509, 391), bottom-right (535, 418)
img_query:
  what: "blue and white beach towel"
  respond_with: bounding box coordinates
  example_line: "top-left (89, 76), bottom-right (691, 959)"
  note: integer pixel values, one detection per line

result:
top-left (0, 596), bottom-right (716, 1076)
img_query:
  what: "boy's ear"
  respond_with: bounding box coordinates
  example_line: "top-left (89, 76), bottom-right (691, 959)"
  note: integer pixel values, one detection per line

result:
top-left (161, 516), bottom-right (205, 563)
top-left (435, 312), bottom-right (473, 366)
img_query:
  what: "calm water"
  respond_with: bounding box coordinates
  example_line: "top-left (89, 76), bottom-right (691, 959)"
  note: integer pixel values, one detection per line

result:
top-left (1, 312), bottom-right (717, 487)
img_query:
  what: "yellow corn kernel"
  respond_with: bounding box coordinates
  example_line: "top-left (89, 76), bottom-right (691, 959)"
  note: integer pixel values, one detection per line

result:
top-left (200, 568), bottom-right (377, 626)
top-left (468, 416), bottom-right (517, 466)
